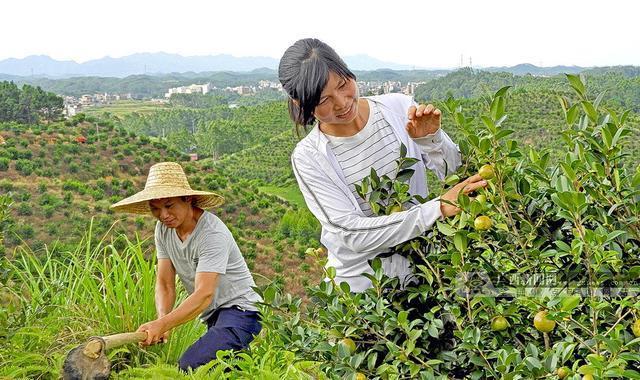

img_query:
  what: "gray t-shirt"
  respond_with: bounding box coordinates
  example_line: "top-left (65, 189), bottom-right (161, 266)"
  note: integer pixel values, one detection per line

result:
top-left (155, 211), bottom-right (262, 322)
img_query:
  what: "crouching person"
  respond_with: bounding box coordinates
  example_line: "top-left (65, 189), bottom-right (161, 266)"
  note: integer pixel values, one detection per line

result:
top-left (110, 162), bottom-right (262, 372)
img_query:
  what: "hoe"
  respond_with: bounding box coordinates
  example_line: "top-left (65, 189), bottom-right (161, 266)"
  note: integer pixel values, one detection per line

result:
top-left (62, 331), bottom-right (147, 380)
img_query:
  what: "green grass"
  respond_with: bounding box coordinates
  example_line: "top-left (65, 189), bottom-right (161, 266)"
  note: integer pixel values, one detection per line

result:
top-left (0, 218), bottom-right (322, 379)
top-left (259, 186), bottom-right (306, 209)
top-left (82, 100), bottom-right (172, 117)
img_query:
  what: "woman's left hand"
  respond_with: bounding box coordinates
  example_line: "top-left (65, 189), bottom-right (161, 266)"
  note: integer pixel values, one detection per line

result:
top-left (406, 104), bottom-right (441, 138)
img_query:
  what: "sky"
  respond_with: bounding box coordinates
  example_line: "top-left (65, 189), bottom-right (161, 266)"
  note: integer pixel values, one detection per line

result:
top-left (2, 0), bottom-right (639, 68)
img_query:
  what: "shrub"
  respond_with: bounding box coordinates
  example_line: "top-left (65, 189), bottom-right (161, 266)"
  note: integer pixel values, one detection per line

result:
top-left (259, 79), bottom-right (640, 379)
top-left (0, 157), bottom-right (9, 171)
top-left (15, 159), bottom-right (34, 176)
top-left (68, 162), bottom-right (79, 173)
top-left (16, 203), bottom-right (32, 216)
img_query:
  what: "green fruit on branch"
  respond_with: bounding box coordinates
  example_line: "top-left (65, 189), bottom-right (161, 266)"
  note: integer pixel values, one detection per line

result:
top-left (474, 215), bottom-right (493, 231)
top-left (632, 319), bottom-right (640, 338)
top-left (478, 164), bottom-right (495, 180)
top-left (388, 204), bottom-right (403, 214)
top-left (556, 366), bottom-right (570, 379)
top-left (355, 373), bottom-right (367, 380)
top-left (475, 194), bottom-right (487, 205)
top-left (491, 316), bottom-right (509, 331)
top-left (533, 310), bottom-right (556, 333)
top-left (338, 338), bottom-right (356, 355)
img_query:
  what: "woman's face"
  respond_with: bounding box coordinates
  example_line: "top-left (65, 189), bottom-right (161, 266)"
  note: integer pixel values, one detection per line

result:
top-left (313, 71), bottom-right (359, 125)
top-left (149, 196), bottom-right (192, 229)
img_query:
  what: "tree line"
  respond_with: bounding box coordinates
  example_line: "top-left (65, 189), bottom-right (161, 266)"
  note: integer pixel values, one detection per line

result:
top-left (0, 81), bottom-right (63, 124)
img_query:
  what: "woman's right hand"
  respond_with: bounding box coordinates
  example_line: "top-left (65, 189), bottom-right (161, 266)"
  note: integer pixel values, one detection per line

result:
top-left (440, 174), bottom-right (487, 217)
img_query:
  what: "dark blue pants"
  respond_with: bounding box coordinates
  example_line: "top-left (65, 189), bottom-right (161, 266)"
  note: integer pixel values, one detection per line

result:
top-left (178, 307), bottom-right (262, 372)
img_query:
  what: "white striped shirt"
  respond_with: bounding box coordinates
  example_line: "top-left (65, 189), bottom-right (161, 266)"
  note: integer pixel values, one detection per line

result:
top-left (326, 100), bottom-right (400, 216)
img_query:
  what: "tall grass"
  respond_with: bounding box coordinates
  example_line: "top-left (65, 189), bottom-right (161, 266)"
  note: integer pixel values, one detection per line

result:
top-left (0, 219), bottom-right (322, 379)
top-left (0, 219), bottom-right (204, 378)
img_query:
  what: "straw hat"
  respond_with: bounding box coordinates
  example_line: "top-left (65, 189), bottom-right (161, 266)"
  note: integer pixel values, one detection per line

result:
top-left (110, 162), bottom-right (224, 214)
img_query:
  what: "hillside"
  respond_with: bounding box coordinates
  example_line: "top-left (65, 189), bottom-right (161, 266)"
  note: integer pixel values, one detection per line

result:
top-left (0, 116), bottom-right (323, 297)
top-left (415, 68), bottom-right (640, 112)
top-left (0, 117), bottom-right (183, 252)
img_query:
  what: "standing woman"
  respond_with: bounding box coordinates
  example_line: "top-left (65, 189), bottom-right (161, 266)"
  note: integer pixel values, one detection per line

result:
top-left (279, 38), bottom-right (487, 292)
top-left (110, 162), bottom-right (262, 372)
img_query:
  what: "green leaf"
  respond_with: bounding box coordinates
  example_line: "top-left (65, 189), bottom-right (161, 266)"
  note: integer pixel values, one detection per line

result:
top-left (633, 167), bottom-right (640, 187)
top-left (494, 86), bottom-right (511, 98)
top-left (367, 352), bottom-right (378, 370)
top-left (560, 295), bottom-right (581, 312)
top-left (451, 251), bottom-right (461, 266)
top-left (436, 221), bottom-right (456, 236)
top-left (566, 74), bottom-right (586, 98)
top-left (396, 168), bottom-right (415, 183)
top-left (398, 310), bottom-right (409, 325)
top-left (566, 104), bottom-right (580, 125)
top-left (622, 370), bottom-right (640, 379)
top-left (454, 232), bottom-right (468, 252)
top-left (581, 101), bottom-right (598, 123)
top-left (399, 157), bottom-right (419, 170)
top-left (481, 116), bottom-right (496, 133)
top-left (560, 162), bottom-right (576, 181)
top-left (400, 143), bottom-right (407, 158)
top-left (578, 365), bottom-right (595, 375)
top-left (370, 168), bottom-right (380, 187)
top-left (263, 286), bottom-right (276, 303)
top-left (593, 90), bottom-right (606, 109)
top-left (517, 178), bottom-right (530, 195)
top-left (495, 129), bottom-right (514, 140)
top-left (479, 137), bottom-right (492, 153)
top-left (326, 266), bottom-right (336, 279)
top-left (369, 190), bottom-right (380, 203)
top-left (555, 240), bottom-right (571, 252)
top-left (557, 95), bottom-right (569, 114)
top-left (606, 230), bottom-right (626, 242)
top-left (490, 93), bottom-right (507, 120)
top-left (611, 125), bottom-right (626, 148)
top-left (524, 357), bottom-right (542, 371)
top-left (445, 174), bottom-right (461, 186)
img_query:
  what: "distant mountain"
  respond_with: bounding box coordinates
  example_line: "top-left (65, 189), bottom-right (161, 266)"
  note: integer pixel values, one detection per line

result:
top-left (481, 63), bottom-right (586, 76)
top-left (0, 53), bottom-right (281, 78)
top-left (0, 53), bottom-right (422, 78)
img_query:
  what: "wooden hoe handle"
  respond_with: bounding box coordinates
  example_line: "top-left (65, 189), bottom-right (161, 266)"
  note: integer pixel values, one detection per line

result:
top-left (82, 331), bottom-right (148, 359)
top-left (104, 331), bottom-right (148, 350)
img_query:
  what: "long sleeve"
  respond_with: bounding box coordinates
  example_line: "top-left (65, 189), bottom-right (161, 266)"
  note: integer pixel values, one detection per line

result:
top-left (291, 149), bottom-right (442, 263)
top-left (412, 129), bottom-right (462, 180)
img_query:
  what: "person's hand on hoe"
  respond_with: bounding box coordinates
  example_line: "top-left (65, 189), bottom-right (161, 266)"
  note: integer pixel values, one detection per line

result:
top-left (137, 319), bottom-right (171, 346)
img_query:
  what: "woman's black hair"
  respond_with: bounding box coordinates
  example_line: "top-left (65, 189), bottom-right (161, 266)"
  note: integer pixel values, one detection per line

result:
top-left (278, 38), bottom-right (356, 128)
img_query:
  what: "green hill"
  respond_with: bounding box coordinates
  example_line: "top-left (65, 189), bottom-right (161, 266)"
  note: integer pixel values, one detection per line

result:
top-left (0, 115), bottom-right (323, 297)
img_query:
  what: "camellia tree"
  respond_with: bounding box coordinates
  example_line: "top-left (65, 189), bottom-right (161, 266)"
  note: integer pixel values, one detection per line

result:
top-left (257, 75), bottom-right (640, 379)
